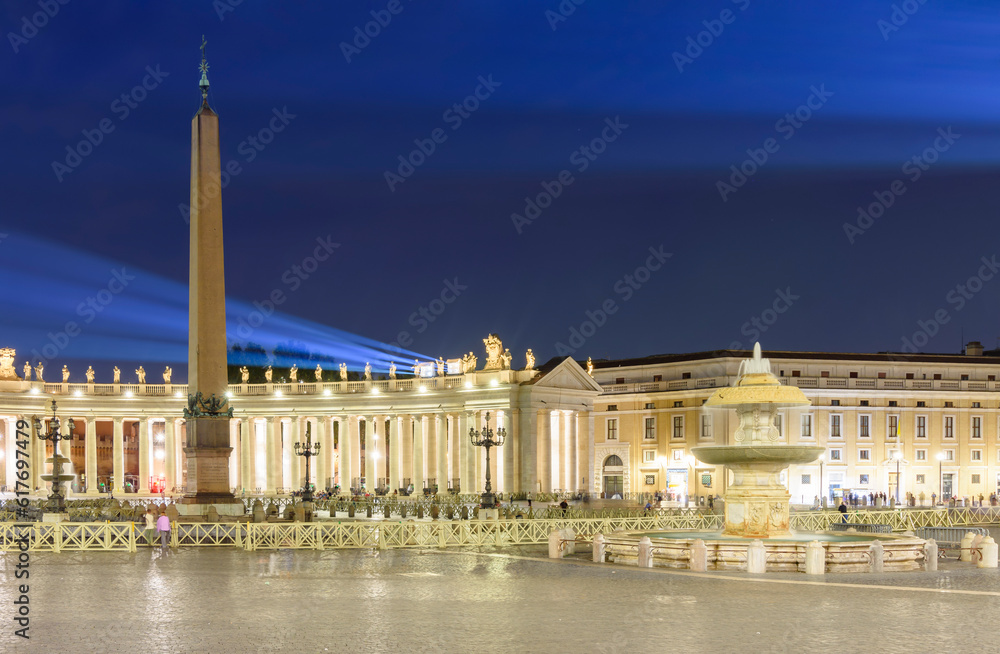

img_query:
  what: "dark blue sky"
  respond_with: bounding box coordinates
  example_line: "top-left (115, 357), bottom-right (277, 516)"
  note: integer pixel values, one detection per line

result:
top-left (3, 1), bottom-right (1000, 378)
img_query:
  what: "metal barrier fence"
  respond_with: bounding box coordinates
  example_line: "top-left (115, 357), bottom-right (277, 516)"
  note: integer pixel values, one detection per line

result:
top-left (914, 526), bottom-right (990, 548)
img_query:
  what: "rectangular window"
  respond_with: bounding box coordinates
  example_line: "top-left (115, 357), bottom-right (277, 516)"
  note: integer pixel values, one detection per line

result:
top-left (934, 374), bottom-right (942, 380)
top-left (644, 417), bottom-right (656, 440)
top-left (916, 449), bottom-right (926, 461)
top-left (888, 400), bottom-right (897, 407)
top-left (821, 371), bottom-right (830, 378)
top-left (800, 414), bottom-right (812, 439)
top-left (906, 373), bottom-right (914, 380)
top-left (801, 474), bottom-right (811, 484)
top-left (653, 375), bottom-right (662, 382)
top-left (860, 400), bottom-right (869, 407)
top-left (859, 415), bottom-right (870, 438)
top-left (973, 402), bottom-right (981, 409)
top-left (972, 449), bottom-right (982, 462)
top-left (645, 474), bottom-right (656, 486)
top-left (944, 401), bottom-right (953, 407)
top-left (645, 402), bottom-right (655, 409)
top-left (830, 414), bottom-right (842, 438)
top-left (916, 416), bottom-right (927, 438)
top-left (607, 405), bottom-right (617, 411)
top-left (774, 413), bottom-right (783, 438)
top-left (791, 370), bottom-right (800, 377)
top-left (916, 474), bottom-right (925, 484)
top-left (944, 449), bottom-right (955, 461)
top-left (831, 400), bottom-right (840, 406)
top-left (944, 416), bottom-right (955, 439)
top-left (972, 416), bottom-right (982, 439)
top-left (682, 372), bottom-right (691, 379)
top-left (888, 415), bottom-right (899, 438)
top-left (829, 448), bottom-right (842, 461)
top-left (859, 448), bottom-right (871, 461)
top-left (916, 401), bottom-right (925, 407)
top-left (672, 449), bottom-right (683, 461)
top-left (878, 372), bottom-right (887, 379)
top-left (961, 374), bottom-right (969, 381)
top-left (642, 450), bottom-right (656, 463)
top-left (701, 414), bottom-right (712, 439)
top-left (860, 474), bottom-right (869, 484)
top-left (607, 418), bottom-right (618, 440)
top-left (672, 416), bottom-right (684, 439)
top-left (850, 372), bottom-right (858, 379)
top-left (972, 474), bottom-right (981, 485)
top-left (673, 401), bottom-right (683, 408)
top-left (615, 378), bottom-right (624, 384)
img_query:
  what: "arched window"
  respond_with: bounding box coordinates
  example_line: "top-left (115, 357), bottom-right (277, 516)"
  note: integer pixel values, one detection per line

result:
top-left (604, 454), bottom-right (623, 468)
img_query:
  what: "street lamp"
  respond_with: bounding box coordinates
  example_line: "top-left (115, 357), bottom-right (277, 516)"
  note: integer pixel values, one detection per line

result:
top-left (936, 451), bottom-right (946, 504)
top-left (892, 449), bottom-right (902, 505)
top-left (469, 411), bottom-right (506, 509)
top-left (33, 399), bottom-right (75, 513)
top-left (818, 454), bottom-right (825, 508)
top-left (293, 422), bottom-right (320, 504)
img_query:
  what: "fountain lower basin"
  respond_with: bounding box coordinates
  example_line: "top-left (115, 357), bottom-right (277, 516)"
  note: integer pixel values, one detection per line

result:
top-left (604, 529), bottom-right (926, 573)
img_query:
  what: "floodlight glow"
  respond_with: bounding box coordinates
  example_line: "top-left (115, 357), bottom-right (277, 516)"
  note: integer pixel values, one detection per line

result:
top-left (323, 389), bottom-right (331, 396)
top-left (418, 386), bottom-right (426, 393)
top-left (29, 387), bottom-right (39, 395)
top-left (490, 379), bottom-right (499, 387)
top-left (274, 390), bottom-right (283, 397)
top-left (465, 382), bottom-right (472, 389)
top-left (225, 391), bottom-right (233, 398)
top-left (125, 391), bottom-right (134, 398)
top-left (155, 450), bottom-right (165, 460)
top-left (371, 388), bottom-right (380, 395)
top-left (73, 390), bottom-right (82, 396)
top-left (174, 392), bottom-right (183, 398)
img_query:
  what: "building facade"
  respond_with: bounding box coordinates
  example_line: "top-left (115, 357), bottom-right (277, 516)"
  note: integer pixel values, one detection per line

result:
top-left (3, 344), bottom-right (1000, 503)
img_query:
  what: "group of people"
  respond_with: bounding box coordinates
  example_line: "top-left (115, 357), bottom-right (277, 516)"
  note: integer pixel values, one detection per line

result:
top-left (142, 509), bottom-right (172, 550)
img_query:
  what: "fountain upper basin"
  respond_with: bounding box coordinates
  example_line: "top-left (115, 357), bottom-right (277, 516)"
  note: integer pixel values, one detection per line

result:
top-left (691, 445), bottom-right (825, 470)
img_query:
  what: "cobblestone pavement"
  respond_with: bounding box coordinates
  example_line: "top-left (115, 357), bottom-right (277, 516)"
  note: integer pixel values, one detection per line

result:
top-left (1, 545), bottom-right (998, 653)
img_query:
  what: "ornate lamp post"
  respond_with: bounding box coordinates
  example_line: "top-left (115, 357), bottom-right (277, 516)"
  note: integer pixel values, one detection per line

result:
top-left (293, 423), bottom-right (320, 504)
top-left (33, 399), bottom-right (75, 513)
top-left (892, 449), bottom-right (902, 505)
top-left (469, 411), bottom-right (506, 509)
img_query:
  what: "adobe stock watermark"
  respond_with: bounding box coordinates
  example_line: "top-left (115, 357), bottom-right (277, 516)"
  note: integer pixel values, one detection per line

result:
top-left (51, 65), bottom-right (169, 182)
top-left (716, 84), bottom-right (833, 202)
top-left (230, 236), bottom-right (340, 343)
top-left (511, 116), bottom-right (628, 234)
top-left (7, 0), bottom-right (70, 53)
top-left (672, 0), bottom-right (751, 73)
top-left (384, 75), bottom-right (501, 192)
top-left (30, 267), bottom-right (137, 368)
top-left (179, 107), bottom-right (296, 223)
top-left (545, 0), bottom-right (587, 30)
top-left (900, 255), bottom-right (999, 353)
top-left (877, 0), bottom-right (928, 41)
top-left (340, 0), bottom-right (411, 62)
top-left (727, 288), bottom-right (799, 350)
top-left (386, 278), bottom-right (469, 350)
top-left (554, 245), bottom-right (671, 356)
top-left (842, 126), bottom-right (959, 244)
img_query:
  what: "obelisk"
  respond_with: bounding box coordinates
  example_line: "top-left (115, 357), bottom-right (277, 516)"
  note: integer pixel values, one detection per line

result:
top-left (182, 37), bottom-right (237, 505)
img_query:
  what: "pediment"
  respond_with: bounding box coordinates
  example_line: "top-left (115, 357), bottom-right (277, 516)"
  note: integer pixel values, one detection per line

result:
top-left (530, 357), bottom-right (602, 392)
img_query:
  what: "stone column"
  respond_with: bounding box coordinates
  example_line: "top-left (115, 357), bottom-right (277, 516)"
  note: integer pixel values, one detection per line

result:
top-left (239, 418), bottom-right (253, 494)
top-left (229, 419), bottom-right (240, 493)
top-left (364, 417), bottom-right (375, 491)
top-left (568, 411), bottom-right (578, 493)
top-left (85, 418), bottom-right (98, 494)
top-left (432, 414), bottom-right (445, 495)
top-left (448, 414), bottom-right (459, 491)
top-left (265, 417), bottom-right (278, 494)
top-left (458, 411), bottom-right (470, 493)
top-left (113, 417), bottom-right (124, 494)
top-left (164, 419), bottom-right (176, 492)
top-left (519, 409), bottom-right (538, 493)
top-left (389, 415), bottom-right (401, 492)
top-left (538, 409), bottom-right (551, 493)
top-left (503, 410), bottom-right (515, 493)
top-left (347, 415), bottom-right (360, 492)
top-left (139, 418), bottom-right (150, 492)
top-left (288, 417), bottom-right (301, 491)
top-left (315, 417), bottom-right (327, 491)
top-left (412, 414), bottom-right (424, 494)
top-left (584, 411), bottom-right (595, 493)
top-left (32, 418), bottom-right (45, 492)
top-left (401, 416), bottom-right (413, 489)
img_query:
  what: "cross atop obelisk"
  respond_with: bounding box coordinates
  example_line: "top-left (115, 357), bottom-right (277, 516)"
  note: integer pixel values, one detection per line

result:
top-left (183, 37), bottom-right (237, 505)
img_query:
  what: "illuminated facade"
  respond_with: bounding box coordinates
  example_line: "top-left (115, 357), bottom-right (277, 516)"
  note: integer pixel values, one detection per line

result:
top-left (3, 344), bottom-right (1000, 504)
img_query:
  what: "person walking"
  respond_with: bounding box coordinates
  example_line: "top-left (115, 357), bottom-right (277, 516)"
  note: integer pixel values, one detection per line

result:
top-left (143, 509), bottom-right (157, 547)
top-left (157, 511), bottom-right (171, 550)
top-left (838, 500), bottom-right (848, 523)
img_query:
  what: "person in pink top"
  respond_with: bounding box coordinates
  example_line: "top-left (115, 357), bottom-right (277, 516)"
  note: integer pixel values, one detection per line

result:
top-left (156, 512), bottom-right (171, 550)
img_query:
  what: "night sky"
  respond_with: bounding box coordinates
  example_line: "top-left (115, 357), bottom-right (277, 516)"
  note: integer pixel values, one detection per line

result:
top-left (3, 1), bottom-right (1000, 380)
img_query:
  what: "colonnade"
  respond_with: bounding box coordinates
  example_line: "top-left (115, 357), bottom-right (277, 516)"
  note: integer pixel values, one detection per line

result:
top-left (0, 408), bottom-right (593, 496)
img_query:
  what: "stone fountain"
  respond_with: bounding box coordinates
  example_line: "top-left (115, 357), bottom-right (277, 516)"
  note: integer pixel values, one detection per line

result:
top-left (692, 343), bottom-right (824, 538)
